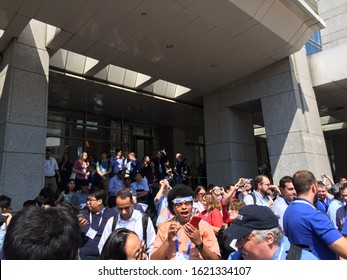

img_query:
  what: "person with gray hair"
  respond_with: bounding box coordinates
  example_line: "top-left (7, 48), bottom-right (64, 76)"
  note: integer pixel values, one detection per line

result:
top-left (224, 205), bottom-right (317, 260)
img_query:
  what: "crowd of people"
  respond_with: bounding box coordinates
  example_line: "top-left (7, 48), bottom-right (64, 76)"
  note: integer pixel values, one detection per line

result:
top-left (0, 148), bottom-right (347, 260)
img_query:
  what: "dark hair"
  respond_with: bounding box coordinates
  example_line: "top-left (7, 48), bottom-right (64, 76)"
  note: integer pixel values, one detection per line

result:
top-left (100, 228), bottom-right (138, 260)
top-left (194, 185), bottom-right (206, 199)
top-left (101, 150), bottom-right (108, 155)
top-left (117, 170), bottom-right (124, 175)
top-left (167, 184), bottom-right (194, 214)
top-left (279, 176), bottom-right (293, 189)
top-left (37, 188), bottom-right (55, 206)
top-left (88, 188), bottom-right (107, 205)
top-left (4, 207), bottom-right (81, 259)
top-left (80, 179), bottom-right (89, 187)
top-left (65, 179), bottom-right (76, 194)
top-left (89, 163), bottom-right (97, 170)
top-left (340, 183), bottom-right (347, 193)
top-left (292, 170), bottom-right (317, 196)
top-left (207, 184), bottom-right (216, 192)
top-left (0, 195), bottom-right (12, 209)
top-left (39, 188), bottom-right (54, 198)
top-left (115, 189), bottom-right (133, 202)
top-left (317, 181), bottom-right (326, 188)
top-left (253, 175), bottom-right (267, 190)
top-left (67, 178), bottom-right (76, 184)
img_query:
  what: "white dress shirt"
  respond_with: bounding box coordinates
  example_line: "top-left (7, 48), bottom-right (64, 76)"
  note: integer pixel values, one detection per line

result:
top-left (98, 209), bottom-right (155, 256)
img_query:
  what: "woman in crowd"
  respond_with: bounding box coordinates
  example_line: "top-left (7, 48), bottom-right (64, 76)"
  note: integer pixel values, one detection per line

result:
top-left (72, 152), bottom-right (89, 190)
top-left (227, 199), bottom-right (245, 222)
top-left (100, 228), bottom-right (147, 260)
top-left (55, 179), bottom-right (76, 207)
top-left (198, 192), bottom-right (224, 234)
top-left (193, 185), bottom-right (206, 215)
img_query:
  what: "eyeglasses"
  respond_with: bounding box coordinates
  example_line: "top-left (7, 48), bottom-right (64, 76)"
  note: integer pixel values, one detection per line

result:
top-left (238, 233), bottom-right (254, 244)
top-left (174, 201), bottom-right (192, 208)
top-left (198, 192), bottom-right (205, 196)
top-left (134, 243), bottom-right (147, 260)
top-left (87, 198), bottom-right (98, 202)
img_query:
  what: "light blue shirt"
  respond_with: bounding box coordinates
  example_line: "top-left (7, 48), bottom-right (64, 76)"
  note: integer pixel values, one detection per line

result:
top-left (243, 191), bottom-right (270, 207)
top-left (271, 196), bottom-right (290, 231)
top-left (108, 176), bottom-right (125, 195)
top-left (228, 236), bottom-right (318, 260)
top-left (327, 199), bottom-right (344, 229)
top-left (131, 180), bottom-right (150, 192)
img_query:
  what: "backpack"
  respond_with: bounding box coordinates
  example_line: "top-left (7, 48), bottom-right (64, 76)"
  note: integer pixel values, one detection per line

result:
top-left (286, 244), bottom-right (302, 260)
top-left (286, 244), bottom-right (311, 260)
top-left (250, 192), bottom-right (257, 205)
top-left (111, 213), bottom-right (149, 247)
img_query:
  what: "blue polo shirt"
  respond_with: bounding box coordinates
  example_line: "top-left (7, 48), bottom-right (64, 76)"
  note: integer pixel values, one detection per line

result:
top-left (317, 197), bottom-right (332, 213)
top-left (283, 197), bottom-right (342, 260)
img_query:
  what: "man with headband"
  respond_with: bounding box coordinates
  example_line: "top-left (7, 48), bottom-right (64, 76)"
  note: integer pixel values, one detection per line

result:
top-left (151, 184), bottom-right (220, 260)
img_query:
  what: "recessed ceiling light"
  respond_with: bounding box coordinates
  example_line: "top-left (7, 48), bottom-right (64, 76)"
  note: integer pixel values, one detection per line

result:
top-left (141, 12), bottom-right (147, 17)
top-left (166, 44), bottom-right (174, 49)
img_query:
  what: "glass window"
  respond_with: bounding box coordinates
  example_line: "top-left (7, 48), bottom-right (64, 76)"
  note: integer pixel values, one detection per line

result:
top-left (305, 31), bottom-right (322, 56)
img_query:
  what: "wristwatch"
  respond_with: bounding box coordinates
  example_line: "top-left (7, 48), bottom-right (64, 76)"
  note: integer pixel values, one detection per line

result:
top-left (196, 242), bottom-right (204, 250)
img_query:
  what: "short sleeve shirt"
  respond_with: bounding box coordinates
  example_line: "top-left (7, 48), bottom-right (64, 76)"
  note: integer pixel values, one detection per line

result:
top-left (283, 198), bottom-right (342, 260)
top-left (151, 219), bottom-right (220, 260)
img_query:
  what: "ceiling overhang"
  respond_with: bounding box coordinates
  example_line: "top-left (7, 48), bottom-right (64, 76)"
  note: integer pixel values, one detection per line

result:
top-left (0, 0), bottom-right (325, 105)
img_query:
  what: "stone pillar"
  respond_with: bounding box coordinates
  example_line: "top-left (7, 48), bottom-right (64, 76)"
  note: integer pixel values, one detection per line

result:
top-left (0, 20), bottom-right (49, 211)
top-left (262, 51), bottom-right (332, 184)
top-left (204, 107), bottom-right (258, 186)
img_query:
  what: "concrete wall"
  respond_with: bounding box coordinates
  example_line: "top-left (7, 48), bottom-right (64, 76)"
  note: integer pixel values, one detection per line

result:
top-left (0, 20), bottom-right (49, 211)
top-left (318, 0), bottom-right (347, 49)
top-left (204, 52), bottom-right (331, 185)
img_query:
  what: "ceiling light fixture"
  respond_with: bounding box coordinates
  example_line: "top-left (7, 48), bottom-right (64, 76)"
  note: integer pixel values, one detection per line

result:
top-left (210, 63), bottom-right (218, 67)
top-left (166, 44), bottom-right (174, 49)
top-left (141, 12), bottom-right (147, 17)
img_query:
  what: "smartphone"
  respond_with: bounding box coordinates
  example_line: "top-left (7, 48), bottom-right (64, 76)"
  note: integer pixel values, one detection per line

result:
top-left (189, 216), bottom-right (202, 228)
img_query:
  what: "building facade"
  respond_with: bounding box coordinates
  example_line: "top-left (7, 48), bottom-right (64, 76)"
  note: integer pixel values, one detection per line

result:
top-left (0, 0), bottom-right (346, 210)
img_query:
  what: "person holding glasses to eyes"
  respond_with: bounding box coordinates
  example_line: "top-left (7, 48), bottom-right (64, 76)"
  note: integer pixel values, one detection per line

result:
top-left (100, 228), bottom-right (147, 260)
top-left (151, 184), bottom-right (220, 260)
top-left (193, 185), bottom-right (206, 215)
top-left (224, 205), bottom-right (318, 260)
top-left (78, 188), bottom-right (116, 260)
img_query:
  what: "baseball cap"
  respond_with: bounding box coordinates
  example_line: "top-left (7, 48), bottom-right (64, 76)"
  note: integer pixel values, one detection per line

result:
top-left (224, 205), bottom-right (279, 240)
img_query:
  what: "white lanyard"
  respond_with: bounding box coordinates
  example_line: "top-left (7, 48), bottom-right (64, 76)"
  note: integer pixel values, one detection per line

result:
top-left (292, 199), bottom-right (316, 210)
top-left (89, 208), bottom-right (105, 230)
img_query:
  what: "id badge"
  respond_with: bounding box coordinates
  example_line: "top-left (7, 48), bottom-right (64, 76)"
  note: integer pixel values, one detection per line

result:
top-left (175, 252), bottom-right (189, 260)
top-left (86, 227), bottom-right (97, 239)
